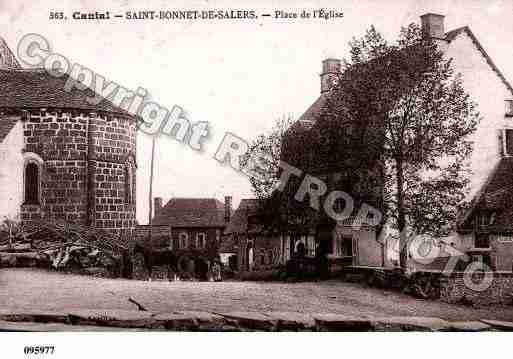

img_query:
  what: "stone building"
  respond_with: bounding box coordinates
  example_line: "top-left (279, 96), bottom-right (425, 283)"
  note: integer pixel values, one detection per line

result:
top-left (138, 197), bottom-right (232, 277)
top-left (277, 62), bottom-right (385, 270)
top-left (0, 37), bottom-right (137, 237)
top-left (224, 199), bottom-right (283, 272)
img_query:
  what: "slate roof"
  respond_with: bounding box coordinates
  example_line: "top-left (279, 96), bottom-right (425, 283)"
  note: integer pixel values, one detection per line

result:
top-left (152, 198), bottom-right (228, 228)
top-left (295, 93), bottom-right (328, 128)
top-left (224, 199), bottom-right (261, 235)
top-left (0, 69), bottom-right (131, 115)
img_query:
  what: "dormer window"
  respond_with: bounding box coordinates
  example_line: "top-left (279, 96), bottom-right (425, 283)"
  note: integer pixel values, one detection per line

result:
top-left (506, 100), bottom-right (513, 117)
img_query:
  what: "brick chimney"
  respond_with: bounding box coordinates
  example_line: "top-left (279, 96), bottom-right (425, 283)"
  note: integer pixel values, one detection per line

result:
top-left (224, 196), bottom-right (232, 223)
top-left (154, 197), bottom-right (163, 216)
top-left (420, 13), bottom-right (445, 39)
top-left (320, 58), bottom-right (341, 93)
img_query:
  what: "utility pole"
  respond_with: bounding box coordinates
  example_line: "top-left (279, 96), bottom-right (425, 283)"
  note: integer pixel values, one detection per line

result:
top-left (148, 135), bottom-right (157, 242)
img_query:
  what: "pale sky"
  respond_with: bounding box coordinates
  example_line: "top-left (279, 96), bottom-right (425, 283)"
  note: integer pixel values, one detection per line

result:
top-left (1, 0), bottom-right (512, 223)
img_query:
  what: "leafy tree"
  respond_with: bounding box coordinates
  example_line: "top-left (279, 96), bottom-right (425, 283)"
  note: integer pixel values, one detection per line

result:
top-left (242, 115), bottom-right (294, 200)
top-left (322, 24), bottom-right (480, 268)
top-left (241, 115), bottom-right (317, 238)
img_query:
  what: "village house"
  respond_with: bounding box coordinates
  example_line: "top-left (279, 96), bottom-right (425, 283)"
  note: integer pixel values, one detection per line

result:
top-left (0, 37), bottom-right (138, 238)
top-left (224, 199), bottom-right (284, 272)
top-left (138, 196), bottom-right (232, 277)
top-left (273, 62), bottom-right (385, 273)
top-left (392, 14), bottom-right (513, 272)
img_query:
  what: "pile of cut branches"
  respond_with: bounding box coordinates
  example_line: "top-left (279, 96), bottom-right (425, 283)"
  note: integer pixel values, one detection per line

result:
top-left (0, 220), bottom-right (129, 277)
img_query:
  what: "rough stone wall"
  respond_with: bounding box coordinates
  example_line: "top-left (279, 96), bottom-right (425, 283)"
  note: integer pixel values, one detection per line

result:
top-left (88, 160), bottom-right (136, 237)
top-left (19, 109), bottom-right (137, 237)
top-left (88, 113), bottom-right (137, 238)
top-left (440, 272), bottom-right (513, 306)
top-left (22, 110), bottom-right (89, 223)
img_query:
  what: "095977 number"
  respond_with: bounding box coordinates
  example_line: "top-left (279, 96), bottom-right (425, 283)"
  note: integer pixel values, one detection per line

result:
top-left (24, 346), bottom-right (55, 355)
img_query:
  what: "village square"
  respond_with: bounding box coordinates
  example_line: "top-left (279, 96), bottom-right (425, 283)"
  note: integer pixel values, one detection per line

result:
top-left (1, 9), bottom-right (513, 331)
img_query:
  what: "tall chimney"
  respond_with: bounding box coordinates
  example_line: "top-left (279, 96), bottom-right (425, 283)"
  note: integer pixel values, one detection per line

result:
top-left (154, 197), bottom-right (163, 216)
top-left (224, 196), bottom-right (232, 223)
top-left (320, 58), bottom-right (341, 94)
top-left (420, 13), bottom-right (445, 39)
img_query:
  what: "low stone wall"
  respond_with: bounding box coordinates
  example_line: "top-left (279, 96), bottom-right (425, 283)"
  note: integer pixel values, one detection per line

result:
top-left (440, 271), bottom-right (513, 306)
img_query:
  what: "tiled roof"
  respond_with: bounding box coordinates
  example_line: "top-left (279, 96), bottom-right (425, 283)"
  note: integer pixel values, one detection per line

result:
top-left (460, 158), bottom-right (513, 229)
top-left (152, 198), bottom-right (228, 228)
top-left (224, 198), bottom-right (260, 235)
top-left (474, 158), bottom-right (513, 210)
top-left (0, 117), bottom-right (17, 142)
top-left (0, 69), bottom-right (131, 115)
top-left (295, 93), bottom-right (328, 128)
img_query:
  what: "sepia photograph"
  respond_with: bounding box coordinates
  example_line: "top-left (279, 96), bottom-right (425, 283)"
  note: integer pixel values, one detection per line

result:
top-left (1, 0), bottom-right (513, 356)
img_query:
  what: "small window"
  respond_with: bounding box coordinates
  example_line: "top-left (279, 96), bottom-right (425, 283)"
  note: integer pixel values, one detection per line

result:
top-left (24, 162), bottom-right (40, 205)
top-left (506, 100), bottom-right (513, 117)
top-left (179, 232), bottom-right (188, 249)
top-left (196, 233), bottom-right (206, 249)
top-left (125, 165), bottom-right (134, 204)
top-left (504, 129), bottom-right (513, 156)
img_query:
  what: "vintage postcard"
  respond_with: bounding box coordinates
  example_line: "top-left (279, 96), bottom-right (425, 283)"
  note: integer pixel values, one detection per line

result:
top-left (0, 0), bottom-right (512, 356)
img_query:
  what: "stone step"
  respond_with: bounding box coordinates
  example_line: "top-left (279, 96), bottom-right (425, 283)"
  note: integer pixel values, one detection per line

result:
top-left (0, 308), bottom-right (504, 331)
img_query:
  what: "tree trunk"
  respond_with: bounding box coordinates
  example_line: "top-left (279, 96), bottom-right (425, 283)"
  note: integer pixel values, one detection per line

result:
top-left (396, 158), bottom-right (408, 270)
